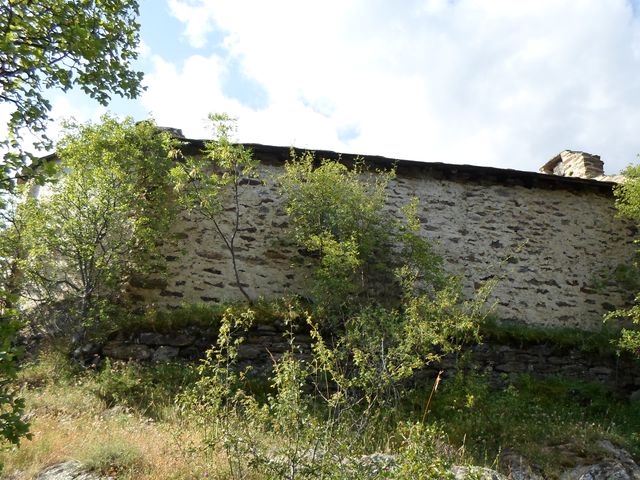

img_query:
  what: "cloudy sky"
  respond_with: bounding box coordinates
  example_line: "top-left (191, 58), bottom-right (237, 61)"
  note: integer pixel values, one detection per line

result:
top-left (46, 0), bottom-right (640, 174)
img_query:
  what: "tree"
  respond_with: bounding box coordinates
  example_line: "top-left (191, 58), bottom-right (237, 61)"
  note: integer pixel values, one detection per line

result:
top-left (0, 0), bottom-right (144, 192)
top-left (171, 114), bottom-right (259, 303)
top-left (278, 151), bottom-right (444, 321)
top-left (608, 164), bottom-right (640, 355)
top-left (0, 0), bottom-right (143, 451)
top-left (278, 151), bottom-right (491, 398)
top-left (17, 116), bottom-right (178, 336)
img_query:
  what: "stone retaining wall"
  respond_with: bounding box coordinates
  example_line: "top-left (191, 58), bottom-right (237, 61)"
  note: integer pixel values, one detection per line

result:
top-left (82, 328), bottom-right (640, 393)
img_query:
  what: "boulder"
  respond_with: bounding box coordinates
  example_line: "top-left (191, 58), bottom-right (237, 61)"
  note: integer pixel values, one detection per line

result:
top-left (35, 460), bottom-right (111, 480)
top-left (560, 460), bottom-right (632, 480)
top-left (560, 440), bottom-right (640, 480)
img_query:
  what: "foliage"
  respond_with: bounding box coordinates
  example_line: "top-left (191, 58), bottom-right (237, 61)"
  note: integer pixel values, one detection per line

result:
top-left (0, 0), bottom-right (145, 450)
top-left (171, 114), bottom-right (260, 303)
top-left (0, 312), bottom-right (30, 450)
top-left (0, 0), bottom-right (144, 192)
top-left (4, 337), bottom-right (639, 479)
top-left (178, 306), bottom-right (258, 479)
top-left (179, 299), bottom-right (484, 479)
top-left (0, 199), bottom-right (32, 457)
top-left (425, 372), bottom-right (640, 476)
top-left (279, 151), bottom-right (444, 321)
top-left (91, 360), bottom-right (197, 419)
top-left (607, 164), bottom-right (640, 355)
top-left (15, 116), bottom-right (178, 337)
top-left (481, 317), bottom-right (623, 357)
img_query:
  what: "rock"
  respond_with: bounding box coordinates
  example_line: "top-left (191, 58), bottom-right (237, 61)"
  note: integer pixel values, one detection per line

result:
top-left (35, 460), bottom-right (111, 479)
top-left (72, 343), bottom-right (100, 359)
top-left (452, 465), bottom-right (508, 480)
top-left (499, 449), bottom-right (544, 480)
top-left (560, 460), bottom-right (632, 480)
top-left (560, 441), bottom-right (640, 480)
top-left (178, 346), bottom-right (201, 360)
top-left (630, 389), bottom-right (640, 403)
top-left (102, 342), bottom-right (151, 361)
top-left (151, 346), bottom-right (180, 362)
top-left (237, 344), bottom-right (263, 360)
top-left (596, 440), bottom-right (640, 479)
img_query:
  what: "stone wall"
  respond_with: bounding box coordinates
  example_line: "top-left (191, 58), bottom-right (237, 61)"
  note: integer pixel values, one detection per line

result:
top-left (83, 326), bottom-right (640, 394)
top-left (129, 144), bottom-right (637, 332)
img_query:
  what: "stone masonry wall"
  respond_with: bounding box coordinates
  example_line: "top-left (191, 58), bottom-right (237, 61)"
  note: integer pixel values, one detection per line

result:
top-left (129, 146), bottom-right (637, 331)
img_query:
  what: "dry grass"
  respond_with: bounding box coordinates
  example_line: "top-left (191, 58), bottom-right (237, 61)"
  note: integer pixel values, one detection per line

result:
top-left (1, 354), bottom-right (226, 480)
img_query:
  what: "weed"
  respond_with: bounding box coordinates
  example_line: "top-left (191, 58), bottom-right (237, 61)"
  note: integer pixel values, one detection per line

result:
top-left (80, 437), bottom-right (144, 477)
top-left (424, 372), bottom-right (640, 477)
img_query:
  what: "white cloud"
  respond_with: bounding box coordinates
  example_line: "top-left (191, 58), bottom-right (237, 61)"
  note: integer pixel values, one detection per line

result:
top-left (167, 0), bottom-right (214, 48)
top-left (151, 0), bottom-right (640, 173)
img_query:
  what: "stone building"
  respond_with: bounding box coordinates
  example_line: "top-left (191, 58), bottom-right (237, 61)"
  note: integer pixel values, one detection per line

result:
top-left (128, 137), bottom-right (636, 332)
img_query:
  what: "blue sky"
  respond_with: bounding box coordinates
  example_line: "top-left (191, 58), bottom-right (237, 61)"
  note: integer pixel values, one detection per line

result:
top-left (33, 0), bottom-right (640, 174)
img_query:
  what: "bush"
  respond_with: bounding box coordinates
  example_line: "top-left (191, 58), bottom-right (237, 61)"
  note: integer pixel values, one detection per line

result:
top-left (15, 116), bottom-right (179, 339)
top-left (279, 151), bottom-right (445, 322)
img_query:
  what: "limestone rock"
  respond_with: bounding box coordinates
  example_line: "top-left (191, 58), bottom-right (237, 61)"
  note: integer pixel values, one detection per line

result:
top-left (560, 460), bottom-right (632, 480)
top-left (560, 441), bottom-right (640, 480)
top-left (35, 460), bottom-right (111, 480)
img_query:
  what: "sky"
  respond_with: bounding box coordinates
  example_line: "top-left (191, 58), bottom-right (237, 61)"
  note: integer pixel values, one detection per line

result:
top-left (40, 0), bottom-right (640, 174)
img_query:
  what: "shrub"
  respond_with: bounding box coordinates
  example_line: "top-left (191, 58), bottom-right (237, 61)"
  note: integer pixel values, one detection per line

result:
top-left (279, 151), bottom-right (445, 324)
top-left (16, 116), bottom-right (179, 339)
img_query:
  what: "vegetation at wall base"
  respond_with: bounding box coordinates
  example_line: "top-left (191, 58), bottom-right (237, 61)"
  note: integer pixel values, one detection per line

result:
top-left (480, 317), bottom-right (628, 358)
top-left (1, 0), bottom-right (145, 448)
top-left (1, 341), bottom-right (638, 479)
top-left (425, 372), bottom-right (640, 478)
top-left (2, 114), bottom-right (640, 476)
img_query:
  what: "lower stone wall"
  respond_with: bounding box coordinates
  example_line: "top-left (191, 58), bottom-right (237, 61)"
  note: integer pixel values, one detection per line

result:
top-left (80, 327), bottom-right (640, 395)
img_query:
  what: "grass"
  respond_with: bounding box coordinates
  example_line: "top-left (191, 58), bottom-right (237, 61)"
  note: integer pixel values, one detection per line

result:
top-left (3, 346), bottom-right (639, 479)
top-left (5, 349), bottom-right (212, 479)
top-left (114, 298), bottom-right (306, 337)
top-left (480, 316), bottom-right (628, 358)
top-left (423, 372), bottom-right (640, 478)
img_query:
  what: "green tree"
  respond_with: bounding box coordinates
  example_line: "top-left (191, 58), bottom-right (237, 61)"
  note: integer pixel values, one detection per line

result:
top-left (0, 1), bottom-right (143, 450)
top-left (0, 0), bottom-right (144, 191)
top-left (0, 199), bottom-right (30, 455)
top-left (171, 114), bottom-right (259, 303)
top-left (608, 164), bottom-right (640, 355)
top-left (17, 116), bottom-right (178, 336)
top-left (279, 151), bottom-right (444, 321)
